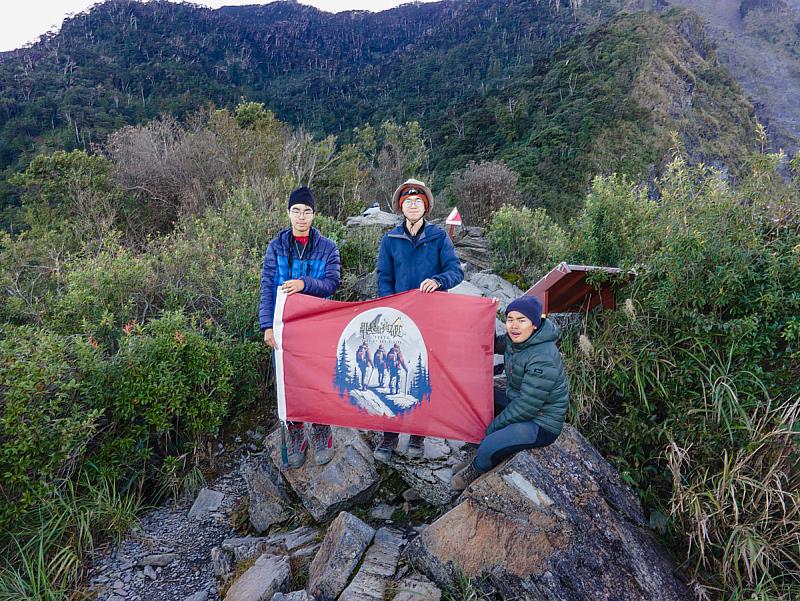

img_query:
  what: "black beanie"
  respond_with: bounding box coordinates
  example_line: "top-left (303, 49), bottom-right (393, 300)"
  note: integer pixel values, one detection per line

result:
top-left (506, 295), bottom-right (543, 328)
top-left (288, 186), bottom-right (315, 211)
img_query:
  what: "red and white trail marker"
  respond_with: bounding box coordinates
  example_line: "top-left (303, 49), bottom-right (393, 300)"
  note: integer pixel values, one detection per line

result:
top-left (445, 207), bottom-right (462, 225)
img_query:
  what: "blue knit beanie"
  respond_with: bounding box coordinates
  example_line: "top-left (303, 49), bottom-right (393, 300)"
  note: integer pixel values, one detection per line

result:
top-left (506, 295), bottom-right (543, 328)
top-left (288, 186), bottom-right (315, 210)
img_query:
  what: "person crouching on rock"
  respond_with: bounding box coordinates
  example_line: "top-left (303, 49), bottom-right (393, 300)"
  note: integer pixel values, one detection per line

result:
top-left (451, 295), bottom-right (569, 491)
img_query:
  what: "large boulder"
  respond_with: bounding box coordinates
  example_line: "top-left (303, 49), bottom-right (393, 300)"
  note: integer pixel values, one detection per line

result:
top-left (265, 427), bottom-right (379, 522)
top-left (240, 455), bottom-right (292, 532)
top-left (346, 210), bottom-right (401, 228)
top-left (406, 425), bottom-right (692, 601)
top-left (452, 226), bottom-right (493, 273)
top-left (306, 512), bottom-right (375, 601)
top-left (468, 272), bottom-right (523, 312)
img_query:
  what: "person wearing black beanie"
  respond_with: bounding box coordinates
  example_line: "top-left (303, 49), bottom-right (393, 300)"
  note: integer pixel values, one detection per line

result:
top-left (288, 186), bottom-right (315, 211)
top-left (451, 294), bottom-right (569, 491)
top-left (259, 186), bottom-right (340, 469)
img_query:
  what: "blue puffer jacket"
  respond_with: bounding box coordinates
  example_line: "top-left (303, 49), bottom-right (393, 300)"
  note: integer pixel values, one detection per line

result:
top-left (376, 221), bottom-right (463, 296)
top-left (259, 227), bottom-right (340, 331)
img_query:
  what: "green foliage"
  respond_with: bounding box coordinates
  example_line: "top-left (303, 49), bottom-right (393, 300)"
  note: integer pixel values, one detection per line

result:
top-left (94, 312), bottom-right (232, 474)
top-left (0, 327), bottom-right (102, 526)
top-left (563, 151), bottom-right (800, 598)
top-left (9, 150), bottom-right (123, 235)
top-left (568, 174), bottom-right (657, 267)
top-left (487, 204), bottom-right (568, 287)
top-left (0, 471), bottom-right (142, 599)
top-left (52, 241), bottom-right (156, 342)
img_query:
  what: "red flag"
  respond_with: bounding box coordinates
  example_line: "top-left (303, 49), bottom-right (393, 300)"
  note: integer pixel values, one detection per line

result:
top-left (274, 289), bottom-right (495, 443)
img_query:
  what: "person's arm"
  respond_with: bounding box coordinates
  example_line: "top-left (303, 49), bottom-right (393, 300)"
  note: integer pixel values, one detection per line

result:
top-left (430, 235), bottom-right (464, 290)
top-left (259, 242), bottom-right (278, 332)
top-left (485, 357), bottom-right (558, 435)
top-left (301, 241), bottom-right (341, 297)
top-left (376, 235), bottom-right (395, 297)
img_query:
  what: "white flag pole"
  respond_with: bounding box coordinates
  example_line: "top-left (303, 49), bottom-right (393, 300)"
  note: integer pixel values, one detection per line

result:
top-left (273, 287), bottom-right (288, 422)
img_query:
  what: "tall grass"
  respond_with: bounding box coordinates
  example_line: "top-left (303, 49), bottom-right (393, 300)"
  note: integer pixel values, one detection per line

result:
top-left (0, 473), bottom-right (143, 600)
top-left (561, 149), bottom-right (800, 598)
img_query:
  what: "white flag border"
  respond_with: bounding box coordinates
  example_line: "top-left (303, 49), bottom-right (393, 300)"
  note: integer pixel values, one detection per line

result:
top-left (273, 287), bottom-right (288, 422)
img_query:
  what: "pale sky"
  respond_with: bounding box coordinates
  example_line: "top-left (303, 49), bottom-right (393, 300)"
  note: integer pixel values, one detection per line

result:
top-left (0, 0), bottom-right (440, 52)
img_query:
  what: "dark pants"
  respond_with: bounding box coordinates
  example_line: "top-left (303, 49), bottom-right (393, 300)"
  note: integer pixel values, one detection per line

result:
top-left (358, 364), bottom-right (368, 389)
top-left (388, 368), bottom-right (401, 394)
top-left (472, 387), bottom-right (558, 473)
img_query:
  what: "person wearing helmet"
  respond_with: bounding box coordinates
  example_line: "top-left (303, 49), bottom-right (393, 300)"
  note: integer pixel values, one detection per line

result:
top-left (373, 178), bottom-right (464, 461)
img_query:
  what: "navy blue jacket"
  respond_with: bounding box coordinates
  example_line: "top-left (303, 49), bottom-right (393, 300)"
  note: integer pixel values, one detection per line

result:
top-left (259, 227), bottom-right (340, 331)
top-left (376, 221), bottom-right (463, 296)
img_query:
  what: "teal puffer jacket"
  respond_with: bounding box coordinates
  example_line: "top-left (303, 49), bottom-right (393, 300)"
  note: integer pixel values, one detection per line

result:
top-left (487, 318), bottom-right (569, 436)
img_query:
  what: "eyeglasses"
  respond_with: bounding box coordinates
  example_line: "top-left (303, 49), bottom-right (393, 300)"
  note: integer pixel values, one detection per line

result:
top-left (402, 197), bottom-right (425, 207)
top-left (290, 209), bottom-right (314, 218)
top-left (401, 187), bottom-right (425, 197)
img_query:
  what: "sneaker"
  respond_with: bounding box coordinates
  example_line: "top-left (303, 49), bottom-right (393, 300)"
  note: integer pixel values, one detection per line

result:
top-left (406, 435), bottom-right (425, 458)
top-left (373, 432), bottom-right (398, 463)
top-left (311, 424), bottom-right (334, 465)
top-left (451, 461), bottom-right (481, 491)
top-left (286, 424), bottom-right (307, 469)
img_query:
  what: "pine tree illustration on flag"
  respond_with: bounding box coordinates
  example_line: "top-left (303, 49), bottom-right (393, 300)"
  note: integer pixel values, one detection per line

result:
top-left (410, 354), bottom-right (432, 401)
top-left (334, 339), bottom-right (351, 395)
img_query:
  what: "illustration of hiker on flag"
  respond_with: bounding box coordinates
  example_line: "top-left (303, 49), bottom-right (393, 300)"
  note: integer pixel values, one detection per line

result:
top-left (332, 307), bottom-right (431, 418)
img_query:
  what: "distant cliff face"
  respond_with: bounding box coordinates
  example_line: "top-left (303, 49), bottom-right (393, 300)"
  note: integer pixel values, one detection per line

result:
top-left (665, 0), bottom-right (800, 154)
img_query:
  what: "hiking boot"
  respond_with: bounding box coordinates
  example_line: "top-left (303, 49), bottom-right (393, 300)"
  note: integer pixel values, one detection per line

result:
top-left (286, 424), bottom-right (307, 469)
top-left (312, 424), bottom-right (334, 466)
top-left (373, 432), bottom-right (398, 463)
top-left (406, 435), bottom-right (425, 458)
top-left (451, 461), bottom-right (481, 491)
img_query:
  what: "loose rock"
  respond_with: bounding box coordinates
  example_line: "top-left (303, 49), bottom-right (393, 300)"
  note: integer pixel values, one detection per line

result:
top-left (188, 488), bottom-right (225, 519)
top-left (306, 512), bottom-right (375, 600)
top-left (240, 455), bottom-right (291, 532)
top-left (339, 527), bottom-right (406, 601)
top-left (224, 553), bottom-right (291, 601)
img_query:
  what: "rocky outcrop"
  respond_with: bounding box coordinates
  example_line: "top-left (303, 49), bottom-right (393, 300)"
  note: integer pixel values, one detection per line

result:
top-left (468, 272), bottom-right (523, 312)
top-left (406, 425), bottom-right (691, 600)
top-left (306, 512), bottom-right (375, 601)
top-left (264, 427), bottom-right (380, 522)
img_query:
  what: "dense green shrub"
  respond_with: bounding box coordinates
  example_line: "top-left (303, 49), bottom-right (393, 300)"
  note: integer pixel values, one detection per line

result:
top-left (89, 311), bottom-right (233, 480)
top-left (52, 241), bottom-right (157, 343)
top-left (487, 204), bottom-right (568, 287)
top-left (564, 153), bottom-right (800, 598)
top-left (568, 173), bottom-right (657, 267)
top-left (0, 326), bottom-right (101, 527)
